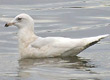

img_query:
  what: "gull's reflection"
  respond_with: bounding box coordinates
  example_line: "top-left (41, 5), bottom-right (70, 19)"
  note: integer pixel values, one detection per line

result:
top-left (18, 56), bottom-right (96, 78)
top-left (19, 56), bottom-right (94, 69)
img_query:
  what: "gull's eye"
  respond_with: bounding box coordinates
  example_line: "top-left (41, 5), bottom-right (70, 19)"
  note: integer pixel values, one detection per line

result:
top-left (17, 17), bottom-right (22, 21)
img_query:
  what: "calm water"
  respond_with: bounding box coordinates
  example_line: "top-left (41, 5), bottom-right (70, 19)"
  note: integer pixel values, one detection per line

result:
top-left (0, 0), bottom-right (110, 80)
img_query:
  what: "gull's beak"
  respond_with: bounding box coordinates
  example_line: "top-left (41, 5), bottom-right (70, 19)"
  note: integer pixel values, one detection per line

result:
top-left (4, 22), bottom-right (15, 27)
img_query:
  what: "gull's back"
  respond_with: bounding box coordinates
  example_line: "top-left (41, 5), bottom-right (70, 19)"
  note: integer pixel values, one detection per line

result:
top-left (28, 34), bottom-right (109, 58)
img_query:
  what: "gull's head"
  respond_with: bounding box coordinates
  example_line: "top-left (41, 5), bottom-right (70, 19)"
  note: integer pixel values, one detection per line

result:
top-left (5, 13), bottom-right (34, 30)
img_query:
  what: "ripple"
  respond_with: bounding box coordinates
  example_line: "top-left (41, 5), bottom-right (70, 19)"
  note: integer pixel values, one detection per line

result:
top-left (0, 72), bottom-right (18, 77)
top-left (36, 24), bottom-right (106, 34)
top-left (0, 18), bottom-right (13, 22)
top-left (98, 41), bottom-right (110, 45)
top-left (92, 16), bottom-right (110, 20)
top-left (0, 40), bottom-right (16, 44)
top-left (34, 19), bottom-right (59, 23)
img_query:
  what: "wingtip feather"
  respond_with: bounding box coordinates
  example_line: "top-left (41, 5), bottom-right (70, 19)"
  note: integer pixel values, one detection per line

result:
top-left (98, 34), bottom-right (109, 40)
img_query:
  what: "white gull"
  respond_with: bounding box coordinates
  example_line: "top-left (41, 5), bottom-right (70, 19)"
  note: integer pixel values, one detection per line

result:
top-left (4, 13), bottom-right (109, 59)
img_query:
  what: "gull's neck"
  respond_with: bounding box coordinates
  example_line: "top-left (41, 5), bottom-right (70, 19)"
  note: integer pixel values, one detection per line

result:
top-left (18, 27), bottom-right (37, 53)
top-left (18, 27), bottom-right (36, 39)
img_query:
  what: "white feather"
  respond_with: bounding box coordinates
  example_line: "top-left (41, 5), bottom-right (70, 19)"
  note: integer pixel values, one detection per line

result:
top-left (6, 13), bottom-right (109, 59)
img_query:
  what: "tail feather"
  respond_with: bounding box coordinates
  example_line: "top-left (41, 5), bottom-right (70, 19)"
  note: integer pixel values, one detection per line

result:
top-left (85, 34), bottom-right (109, 48)
top-left (61, 34), bottom-right (109, 57)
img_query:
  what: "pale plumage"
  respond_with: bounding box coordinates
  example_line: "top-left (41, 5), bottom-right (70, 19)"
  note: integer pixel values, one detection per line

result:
top-left (4, 13), bottom-right (109, 59)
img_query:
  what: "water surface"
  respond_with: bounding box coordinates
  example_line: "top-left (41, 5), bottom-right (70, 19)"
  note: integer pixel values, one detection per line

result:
top-left (0, 0), bottom-right (110, 80)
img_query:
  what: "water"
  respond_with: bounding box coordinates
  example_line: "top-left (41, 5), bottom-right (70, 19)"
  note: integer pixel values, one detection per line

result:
top-left (0, 0), bottom-right (110, 80)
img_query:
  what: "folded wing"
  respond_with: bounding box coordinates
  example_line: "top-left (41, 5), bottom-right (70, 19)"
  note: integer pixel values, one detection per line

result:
top-left (30, 34), bottom-right (109, 57)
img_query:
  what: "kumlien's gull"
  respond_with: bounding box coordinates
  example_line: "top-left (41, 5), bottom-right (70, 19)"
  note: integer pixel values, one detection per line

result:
top-left (4, 13), bottom-right (109, 59)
